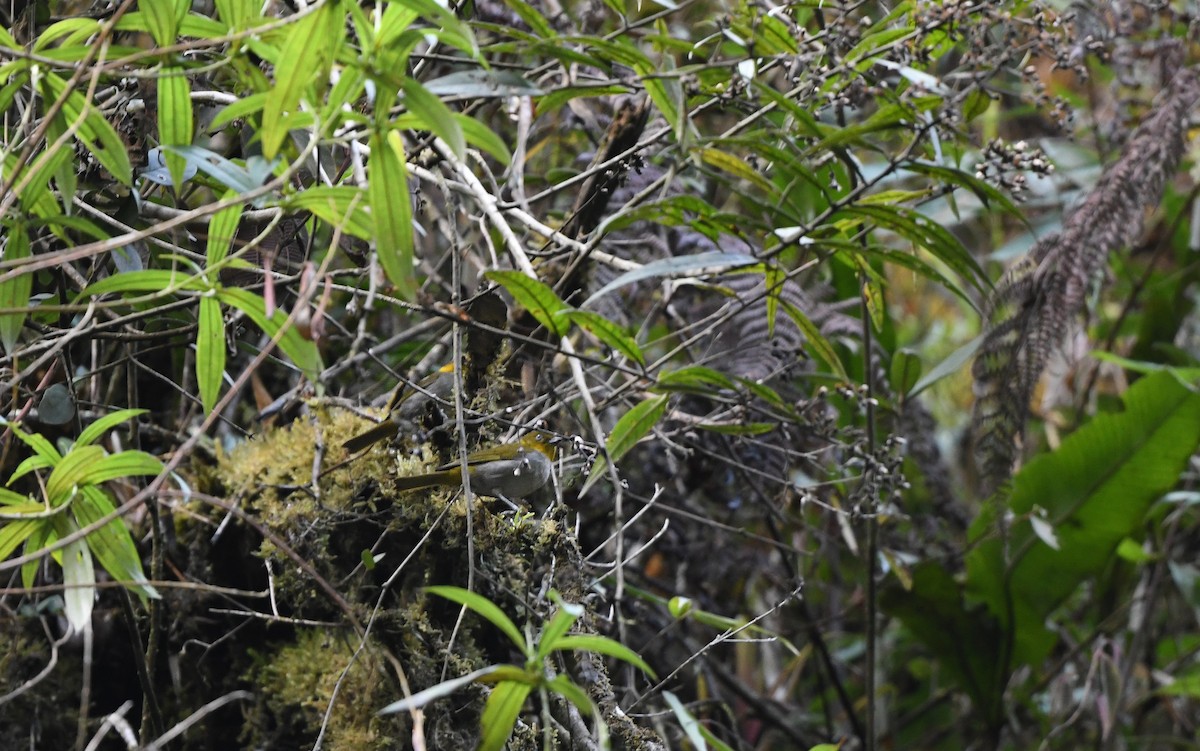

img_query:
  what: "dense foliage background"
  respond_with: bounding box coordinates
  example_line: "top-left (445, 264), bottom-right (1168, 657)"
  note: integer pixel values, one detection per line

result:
top-left (2, 0), bottom-right (1200, 749)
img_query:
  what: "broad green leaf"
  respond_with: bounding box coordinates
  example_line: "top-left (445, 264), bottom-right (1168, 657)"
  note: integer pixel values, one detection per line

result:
top-left (425, 585), bottom-right (527, 654)
top-left (33, 18), bottom-right (100, 51)
top-left (544, 675), bottom-right (593, 714)
top-left (881, 562), bottom-right (1006, 721)
top-left (698, 147), bottom-right (774, 195)
top-left (158, 67), bottom-right (194, 190)
top-left (653, 366), bottom-right (737, 394)
top-left (456, 114), bottom-right (511, 165)
top-left (479, 681), bottom-right (532, 751)
top-left (0, 221), bottom-right (32, 354)
top-left (208, 92), bottom-right (267, 131)
top-left (81, 269), bottom-right (210, 298)
top-left (486, 270), bottom-right (569, 337)
top-left (74, 486), bottom-right (157, 600)
top-left (75, 451), bottom-right (162, 486)
top-left (214, 0), bottom-right (258, 29)
top-left (197, 296), bottom-right (225, 414)
top-left (890, 349), bottom-right (922, 399)
top-left (46, 445), bottom-right (105, 502)
top-left (206, 193), bottom-right (242, 268)
top-left (534, 604), bottom-right (582, 660)
top-left (967, 371), bottom-right (1200, 667)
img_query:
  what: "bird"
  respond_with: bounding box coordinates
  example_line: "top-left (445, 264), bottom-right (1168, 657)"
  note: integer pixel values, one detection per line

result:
top-left (343, 363), bottom-right (457, 453)
top-left (392, 431), bottom-right (558, 499)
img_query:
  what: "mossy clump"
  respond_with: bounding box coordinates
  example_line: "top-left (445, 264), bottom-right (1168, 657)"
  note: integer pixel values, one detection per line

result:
top-left (244, 628), bottom-right (402, 750)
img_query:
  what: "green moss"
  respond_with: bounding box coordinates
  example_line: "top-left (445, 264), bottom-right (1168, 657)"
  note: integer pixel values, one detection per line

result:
top-left (245, 628), bottom-right (402, 750)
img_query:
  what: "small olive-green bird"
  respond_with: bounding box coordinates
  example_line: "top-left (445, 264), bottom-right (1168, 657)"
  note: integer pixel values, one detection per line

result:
top-left (343, 363), bottom-right (457, 453)
top-left (393, 432), bottom-right (558, 499)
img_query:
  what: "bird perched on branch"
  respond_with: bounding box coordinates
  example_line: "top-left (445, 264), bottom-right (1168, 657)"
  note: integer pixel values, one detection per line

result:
top-left (392, 431), bottom-right (558, 499)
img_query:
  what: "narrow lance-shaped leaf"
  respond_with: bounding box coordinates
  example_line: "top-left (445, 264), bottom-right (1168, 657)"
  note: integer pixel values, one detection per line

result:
top-left (158, 66), bottom-right (194, 191)
top-left (197, 296), bottom-right (225, 415)
top-left (369, 129), bottom-right (416, 299)
top-left (486, 270), bottom-right (569, 338)
top-left (216, 286), bottom-right (323, 383)
top-left (74, 486), bottom-right (158, 601)
top-left (261, 0), bottom-right (343, 159)
top-left (40, 74), bottom-right (132, 185)
top-left (141, 0), bottom-right (187, 46)
top-left (0, 221), bottom-right (32, 354)
top-left (479, 681), bottom-right (533, 751)
top-left (582, 395), bottom-right (668, 495)
top-left (206, 193), bottom-right (242, 269)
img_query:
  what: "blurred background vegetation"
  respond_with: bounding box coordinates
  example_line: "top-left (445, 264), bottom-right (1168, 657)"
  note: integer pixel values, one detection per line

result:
top-left (2, 0), bottom-right (1200, 749)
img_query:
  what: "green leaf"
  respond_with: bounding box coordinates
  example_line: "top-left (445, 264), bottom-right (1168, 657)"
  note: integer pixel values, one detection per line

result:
top-left (966, 371), bottom-right (1200, 667)
top-left (206, 194), bottom-right (242, 268)
top-left (0, 519), bottom-right (39, 560)
top-left (557, 309), bottom-right (645, 367)
top-left (75, 409), bottom-right (144, 448)
top-left (583, 395), bottom-right (668, 495)
top-left (214, 0), bottom-right (258, 29)
top-left (548, 635), bottom-right (657, 679)
top-left (544, 674), bottom-right (593, 714)
top-left (890, 349), bottom-right (922, 399)
top-left (881, 562), bottom-right (1006, 721)
top-left (534, 602), bottom-right (582, 660)
top-left (140, 0), bottom-right (187, 47)
top-left (779, 299), bottom-right (849, 381)
top-left (197, 296), bottom-right (225, 414)
top-left (401, 78), bottom-right (465, 160)
top-left (80, 269), bottom-right (209, 298)
top-left (425, 585), bottom-right (527, 655)
top-left (284, 186), bottom-right (372, 240)
top-left (215, 286), bottom-right (323, 383)
top-left (485, 270), bottom-right (570, 337)
top-left (208, 92), bottom-right (267, 131)
top-left (40, 73), bottom-right (132, 185)
top-left (158, 67), bottom-right (194, 190)
top-left (455, 113), bottom-right (511, 165)
top-left (74, 486), bottom-right (158, 600)
top-left (697, 147), bottom-right (774, 195)
top-left (369, 129), bottom-right (416, 299)
top-left (46, 445), bottom-right (105, 502)
top-left (478, 681), bottom-right (532, 751)
top-left (0, 221), bottom-right (32, 354)
top-left (664, 690), bottom-right (732, 751)
top-left (261, 0), bottom-right (342, 159)
top-left (653, 366), bottom-right (737, 394)
top-left (77, 451), bottom-right (163, 485)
